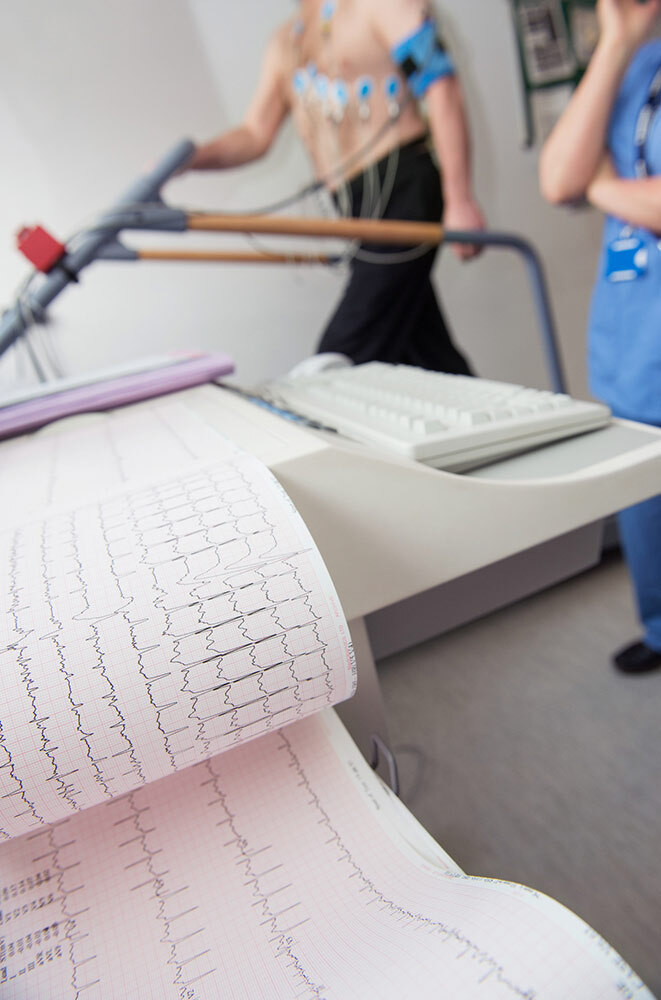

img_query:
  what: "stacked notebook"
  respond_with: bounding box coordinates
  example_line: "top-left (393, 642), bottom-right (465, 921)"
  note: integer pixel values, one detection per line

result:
top-left (0, 392), bottom-right (653, 998)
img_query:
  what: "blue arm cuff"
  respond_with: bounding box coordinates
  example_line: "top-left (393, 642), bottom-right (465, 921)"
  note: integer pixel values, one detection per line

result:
top-left (391, 20), bottom-right (455, 98)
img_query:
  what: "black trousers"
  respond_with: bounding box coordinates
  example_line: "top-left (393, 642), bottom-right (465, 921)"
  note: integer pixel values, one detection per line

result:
top-left (317, 137), bottom-right (473, 374)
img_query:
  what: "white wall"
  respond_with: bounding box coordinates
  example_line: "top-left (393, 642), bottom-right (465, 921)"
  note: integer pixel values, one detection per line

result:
top-left (0, 0), bottom-right (603, 396)
top-left (438, 3), bottom-right (603, 397)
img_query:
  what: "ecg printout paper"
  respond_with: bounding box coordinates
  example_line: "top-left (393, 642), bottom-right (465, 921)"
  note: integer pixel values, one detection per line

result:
top-left (0, 711), bottom-right (653, 1000)
top-left (0, 400), bottom-right (355, 838)
top-left (0, 397), bottom-right (251, 525)
top-left (0, 393), bottom-right (654, 1000)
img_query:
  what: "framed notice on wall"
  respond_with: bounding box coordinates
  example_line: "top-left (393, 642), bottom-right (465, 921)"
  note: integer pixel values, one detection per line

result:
top-left (511, 0), bottom-right (599, 145)
top-left (517, 0), bottom-right (577, 85)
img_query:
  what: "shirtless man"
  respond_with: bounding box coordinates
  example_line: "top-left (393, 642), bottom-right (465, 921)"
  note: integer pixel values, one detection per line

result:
top-left (184, 0), bottom-right (485, 371)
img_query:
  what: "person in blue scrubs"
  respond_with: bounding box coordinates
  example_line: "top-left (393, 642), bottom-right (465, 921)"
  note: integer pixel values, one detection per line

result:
top-left (540, 0), bottom-right (661, 673)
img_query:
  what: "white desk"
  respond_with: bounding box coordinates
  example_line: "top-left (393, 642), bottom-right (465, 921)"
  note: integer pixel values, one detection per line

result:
top-left (183, 386), bottom-right (660, 610)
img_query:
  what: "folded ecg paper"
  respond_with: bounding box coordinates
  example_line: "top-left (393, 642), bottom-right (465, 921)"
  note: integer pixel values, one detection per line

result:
top-left (0, 395), bottom-right (654, 998)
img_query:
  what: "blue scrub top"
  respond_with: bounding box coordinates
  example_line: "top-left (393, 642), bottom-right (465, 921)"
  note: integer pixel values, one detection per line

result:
top-left (588, 40), bottom-right (661, 424)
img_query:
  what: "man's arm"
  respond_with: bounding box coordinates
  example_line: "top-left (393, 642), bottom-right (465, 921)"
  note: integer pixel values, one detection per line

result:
top-left (587, 154), bottom-right (661, 232)
top-left (186, 31), bottom-right (289, 171)
top-left (367, 0), bottom-right (484, 259)
top-left (539, 0), bottom-right (661, 204)
top-left (425, 74), bottom-right (485, 256)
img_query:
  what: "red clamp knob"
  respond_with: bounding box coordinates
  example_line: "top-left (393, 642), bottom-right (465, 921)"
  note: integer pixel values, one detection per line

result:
top-left (16, 225), bottom-right (66, 273)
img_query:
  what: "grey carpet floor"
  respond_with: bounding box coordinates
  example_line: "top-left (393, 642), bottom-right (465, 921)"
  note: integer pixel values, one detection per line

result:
top-left (377, 552), bottom-right (660, 996)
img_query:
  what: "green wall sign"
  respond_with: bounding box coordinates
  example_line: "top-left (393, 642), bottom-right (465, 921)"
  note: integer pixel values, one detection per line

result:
top-left (511, 0), bottom-right (599, 145)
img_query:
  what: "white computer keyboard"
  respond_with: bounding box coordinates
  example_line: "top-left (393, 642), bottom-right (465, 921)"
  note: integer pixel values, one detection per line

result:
top-left (262, 362), bottom-right (611, 471)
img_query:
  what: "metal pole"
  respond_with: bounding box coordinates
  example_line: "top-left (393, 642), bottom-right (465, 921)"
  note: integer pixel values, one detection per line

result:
top-left (444, 229), bottom-right (567, 393)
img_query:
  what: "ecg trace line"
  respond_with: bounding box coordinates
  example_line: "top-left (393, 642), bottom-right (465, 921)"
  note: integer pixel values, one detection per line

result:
top-left (5, 531), bottom-right (58, 828)
top-left (40, 515), bottom-right (147, 801)
top-left (202, 758), bottom-right (326, 1000)
top-left (25, 821), bottom-right (102, 998)
top-left (102, 788), bottom-right (218, 1000)
top-left (275, 731), bottom-right (541, 998)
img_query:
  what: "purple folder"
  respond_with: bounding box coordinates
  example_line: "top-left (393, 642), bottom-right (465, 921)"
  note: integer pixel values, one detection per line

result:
top-left (0, 353), bottom-right (234, 440)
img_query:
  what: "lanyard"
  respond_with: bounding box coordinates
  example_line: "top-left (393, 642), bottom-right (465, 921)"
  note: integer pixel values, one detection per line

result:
top-left (634, 65), bottom-right (661, 178)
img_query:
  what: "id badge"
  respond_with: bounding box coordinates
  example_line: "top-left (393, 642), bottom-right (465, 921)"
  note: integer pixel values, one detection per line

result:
top-left (605, 232), bottom-right (648, 282)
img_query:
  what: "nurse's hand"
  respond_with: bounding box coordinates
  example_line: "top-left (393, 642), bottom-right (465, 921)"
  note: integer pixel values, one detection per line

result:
top-left (587, 151), bottom-right (661, 231)
top-left (597, 0), bottom-right (661, 54)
